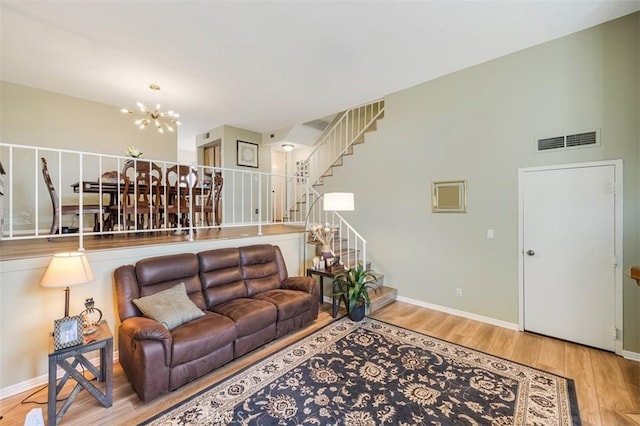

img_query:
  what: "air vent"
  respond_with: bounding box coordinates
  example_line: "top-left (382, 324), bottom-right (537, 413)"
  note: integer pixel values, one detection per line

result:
top-left (538, 136), bottom-right (565, 151)
top-left (536, 130), bottom-right (599, 152)
top-left (566, 131), bottom-right (597, 147)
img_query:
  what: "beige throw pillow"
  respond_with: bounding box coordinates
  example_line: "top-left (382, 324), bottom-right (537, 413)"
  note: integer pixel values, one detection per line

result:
top-left (132, 282), bottom-right (204, 330)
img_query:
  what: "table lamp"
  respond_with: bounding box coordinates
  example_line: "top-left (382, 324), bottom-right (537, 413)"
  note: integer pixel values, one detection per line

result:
top-left (40, 252), bottom-right (95, 318)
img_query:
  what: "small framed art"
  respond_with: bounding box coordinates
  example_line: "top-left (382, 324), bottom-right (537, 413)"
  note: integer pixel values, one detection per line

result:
top-left (237, 140), bottom-right (259, 168)
top-left (432, 180), bottom-right (467, 213)
top-left (53, 315), bottom-right (84, 350)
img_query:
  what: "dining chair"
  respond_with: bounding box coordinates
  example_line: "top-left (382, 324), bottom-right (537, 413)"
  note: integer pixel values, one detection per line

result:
top-left (162, 165), bottom-right (198, 230)
top-left (195, 173), bottom-right (223, 228)
top-left (41, 157), bottom-right (109, 235)
top-left (111, 160), bottom-right (162, 231)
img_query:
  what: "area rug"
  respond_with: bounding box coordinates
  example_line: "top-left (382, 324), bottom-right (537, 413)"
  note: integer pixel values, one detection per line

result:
top-left (140, 317), bottom-right (580, 425)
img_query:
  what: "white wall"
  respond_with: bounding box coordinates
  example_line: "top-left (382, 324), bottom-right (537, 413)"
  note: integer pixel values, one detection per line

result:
top-left (321, 13), bottom-right (640, 351)
top-left (0, 82), bottom-right (180, 231)
top-left (196, 125), bottom-right (274, 223)
top-left (0, 233), bottom-right (303, 395)
top-left (1, 82), bottom-right (177, 161)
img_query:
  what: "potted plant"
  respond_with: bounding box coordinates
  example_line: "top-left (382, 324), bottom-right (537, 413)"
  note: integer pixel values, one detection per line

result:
top-left (332, 264), bottom-right (379, 321)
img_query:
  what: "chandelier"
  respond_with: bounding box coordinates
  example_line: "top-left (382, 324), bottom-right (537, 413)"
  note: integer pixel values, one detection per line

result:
top-left (120, 84), bottom-right (181, 134)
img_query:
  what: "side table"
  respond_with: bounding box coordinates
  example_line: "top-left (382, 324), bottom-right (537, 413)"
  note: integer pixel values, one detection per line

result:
top-left (306, 268), bottom-right (348, 317)
top-left (47, 320), bottom-right (113, 426)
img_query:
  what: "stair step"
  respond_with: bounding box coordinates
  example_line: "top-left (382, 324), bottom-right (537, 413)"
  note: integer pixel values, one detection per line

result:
top-left (370, 272), bottom-right (384, 286)
top-left (367, 285), bottom-right (397, 314)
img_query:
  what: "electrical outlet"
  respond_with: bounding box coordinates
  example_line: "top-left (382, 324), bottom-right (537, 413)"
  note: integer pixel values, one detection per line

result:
top-left (255, 208), bottom-right (259, 214)
top-left (456, 288), bottom-right (463, 297)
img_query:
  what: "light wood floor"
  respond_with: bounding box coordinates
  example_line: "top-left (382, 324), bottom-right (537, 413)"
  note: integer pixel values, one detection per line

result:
top-left (0, 224), bottom-right (303, 261)
top-left (1, 302), bottom-right (639, 425)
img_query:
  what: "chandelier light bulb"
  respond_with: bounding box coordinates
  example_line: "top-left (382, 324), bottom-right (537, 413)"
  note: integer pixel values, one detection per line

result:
top-left (121, 84), bottom-right (181, 134)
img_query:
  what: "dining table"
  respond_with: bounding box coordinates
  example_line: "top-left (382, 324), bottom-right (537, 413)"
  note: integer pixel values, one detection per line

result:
top-left (71, 180), bottom-right (219, 230)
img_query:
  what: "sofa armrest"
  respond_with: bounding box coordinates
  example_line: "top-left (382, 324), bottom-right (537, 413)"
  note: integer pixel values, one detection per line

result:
top-left (120, 316), bottom-right (172, 366)
top-left (282, 276), bottom-right (319, 320)
top-left (282, 276), bottom-right (316, 294)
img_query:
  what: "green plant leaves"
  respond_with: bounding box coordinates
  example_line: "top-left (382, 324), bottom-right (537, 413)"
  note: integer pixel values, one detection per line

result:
top-left (332, 264), bottom-right (378, 312)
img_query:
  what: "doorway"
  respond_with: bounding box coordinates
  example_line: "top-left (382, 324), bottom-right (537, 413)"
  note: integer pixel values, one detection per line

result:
top-left (271, 150), bottom-right (286, 221)
top-left (518, 160), bottom-right (622, 353)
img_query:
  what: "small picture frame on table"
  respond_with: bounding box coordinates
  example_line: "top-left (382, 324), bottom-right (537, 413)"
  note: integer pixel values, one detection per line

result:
top-left (53, 315), bottom-right (84, 350)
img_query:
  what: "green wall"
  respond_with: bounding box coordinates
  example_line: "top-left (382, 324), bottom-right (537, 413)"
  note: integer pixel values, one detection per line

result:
top-left (322, 13), bottom-right (640, 352)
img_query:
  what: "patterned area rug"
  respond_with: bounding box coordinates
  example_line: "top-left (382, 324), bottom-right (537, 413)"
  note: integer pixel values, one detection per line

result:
top-left (140, 317), bottom-right (580, 425)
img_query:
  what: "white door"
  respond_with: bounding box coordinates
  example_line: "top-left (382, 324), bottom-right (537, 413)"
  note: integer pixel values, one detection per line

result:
top-left (521, 163), bottom-right (618, 351)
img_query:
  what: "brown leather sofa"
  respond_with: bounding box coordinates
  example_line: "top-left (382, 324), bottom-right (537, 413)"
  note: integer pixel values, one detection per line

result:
top-left (114, 244), bottom-right (318, 402)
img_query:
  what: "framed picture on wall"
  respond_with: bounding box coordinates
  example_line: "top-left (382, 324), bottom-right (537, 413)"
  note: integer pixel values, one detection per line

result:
top-left (237, 140), bottom-right (259, 168)
top-left (432, 180), bottom-right (467, 213)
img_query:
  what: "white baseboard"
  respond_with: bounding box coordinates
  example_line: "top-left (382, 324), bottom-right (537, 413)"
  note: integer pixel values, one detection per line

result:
top-left (622, 350), bottom-right (640, 362)
top-left (0, 352), bottom-right (119, 400)
top-left (397, 296), bottom-right (640, 362)
top-left (395, 295), bottom-right (520, 331)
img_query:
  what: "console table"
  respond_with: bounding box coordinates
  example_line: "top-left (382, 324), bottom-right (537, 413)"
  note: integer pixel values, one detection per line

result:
top-left (306, 268), bottom-right (347, 317)
top-left (47, 320), bottom-right (113, 425)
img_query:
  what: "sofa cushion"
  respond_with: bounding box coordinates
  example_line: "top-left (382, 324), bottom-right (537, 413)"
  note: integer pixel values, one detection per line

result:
top-left (132, 282), bottom-right (204, 330)
top-left (171, 312), bottom-right (236, 366)
top-left (211, 298), bottom-right (277, 337)
top-left (135, 253), bottom-right (206, 310)
top-left (198, 248), bottom-right (247, 308)
top-left (240, 245), bottom-right (282, 296)
top-left (252, 289), bottom-right (313, 321)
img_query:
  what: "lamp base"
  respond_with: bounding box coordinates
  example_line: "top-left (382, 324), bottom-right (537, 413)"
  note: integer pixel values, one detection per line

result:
top-left (83, 326), bottom-right (97, 335)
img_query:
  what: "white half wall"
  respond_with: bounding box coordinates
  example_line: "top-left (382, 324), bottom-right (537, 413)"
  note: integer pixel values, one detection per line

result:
top-left (0, 233), bottom-right (303, 393)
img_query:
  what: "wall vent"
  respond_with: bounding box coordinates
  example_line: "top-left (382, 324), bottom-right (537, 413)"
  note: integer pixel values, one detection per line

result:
top-left (536, 130), bottom-right (599, 152)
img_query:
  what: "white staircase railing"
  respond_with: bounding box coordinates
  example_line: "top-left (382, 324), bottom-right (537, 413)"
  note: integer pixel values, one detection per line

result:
top-left (302, 186), bottom-right (366, 272)
top-left (0, 142), bottom-right (308, 250)
top-left (306, 99), bottom-right (384, 187)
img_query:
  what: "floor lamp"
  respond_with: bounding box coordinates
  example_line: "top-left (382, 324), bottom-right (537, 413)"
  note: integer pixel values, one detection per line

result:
top-left (303, 192), bottom-right (355, 271)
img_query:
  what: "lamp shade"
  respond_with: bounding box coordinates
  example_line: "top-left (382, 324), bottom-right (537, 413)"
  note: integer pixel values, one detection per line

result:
top-left (323, 192), bottom-right (354, 211)
top-left (40, 252), bottom-right (95, 288)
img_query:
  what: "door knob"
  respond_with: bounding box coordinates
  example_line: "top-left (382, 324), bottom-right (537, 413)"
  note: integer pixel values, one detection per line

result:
top-left (526, 250), bottom-right (535, 256)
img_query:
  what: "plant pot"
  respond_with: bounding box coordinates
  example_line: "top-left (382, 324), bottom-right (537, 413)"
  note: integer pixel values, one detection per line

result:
top-left (348, 303), bottom-right (366, 322)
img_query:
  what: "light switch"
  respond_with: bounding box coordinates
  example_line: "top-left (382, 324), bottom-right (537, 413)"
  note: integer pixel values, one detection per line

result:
top-left (486, 229), bottom-right (495, 239)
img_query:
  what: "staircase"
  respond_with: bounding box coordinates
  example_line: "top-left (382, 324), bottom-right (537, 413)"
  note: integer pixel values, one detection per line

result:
top-left (295, 99), bottom-right (396, 312)
top-left (307, 99), bottom-right (385, 189)
top-left (289, 99), bottom-right (385, 222)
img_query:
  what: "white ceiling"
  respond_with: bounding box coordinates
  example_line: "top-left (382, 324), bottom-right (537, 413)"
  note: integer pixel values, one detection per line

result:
top-left (1, 1), bottom-right (638, 152)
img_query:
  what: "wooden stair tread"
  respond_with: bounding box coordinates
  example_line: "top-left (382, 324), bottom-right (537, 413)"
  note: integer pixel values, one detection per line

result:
top-left (367, 285), bottom-right (397, 313)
